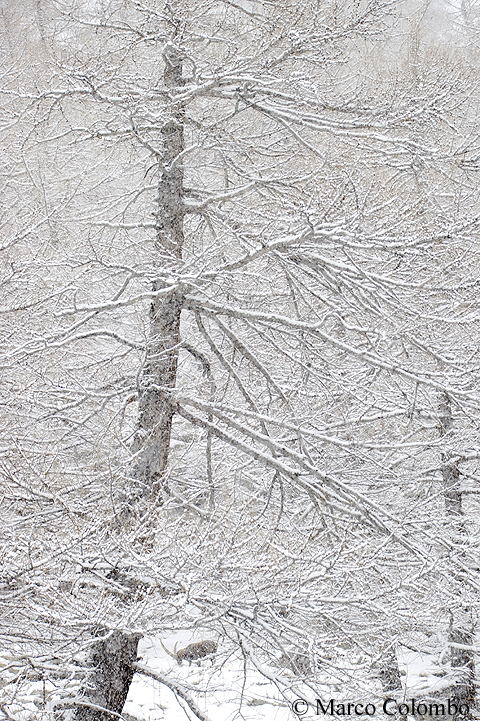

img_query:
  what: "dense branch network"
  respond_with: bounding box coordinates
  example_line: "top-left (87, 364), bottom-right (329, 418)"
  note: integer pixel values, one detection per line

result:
top-left (1, 0), bottom-right (480, 718)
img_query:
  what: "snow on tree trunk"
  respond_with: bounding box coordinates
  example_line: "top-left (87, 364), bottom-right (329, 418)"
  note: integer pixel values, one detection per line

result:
top-left (73, 630), bottom-right (141, 721)
top-left (131, 43), bottom-right (185, 498)
top-left (438, 392), bottom-right (476, 711)
top-left (378, 648), bottom-right (402, 693)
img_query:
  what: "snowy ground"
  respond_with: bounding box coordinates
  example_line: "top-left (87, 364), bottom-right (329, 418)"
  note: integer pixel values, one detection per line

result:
top-left (396, 646), bottom-right (459, 699)
top-left (123, 638), bottom-right (457, 721)
top-left (124, 638), bottom-right (468, 720)
top-left (0, 636), bottom-right (468, 720)
top-left (124, 633), bottom-right (294, 721)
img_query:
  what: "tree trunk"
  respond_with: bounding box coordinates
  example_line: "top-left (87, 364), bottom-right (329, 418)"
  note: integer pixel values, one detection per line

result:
top-left (438, 393), bottom-right (475, 711)
top-left (73, 630), bottom-right (141, 721)
top-left (131, 43), bottom-right (185, 498)
top-left (378, 648), bottom-right (402, 693)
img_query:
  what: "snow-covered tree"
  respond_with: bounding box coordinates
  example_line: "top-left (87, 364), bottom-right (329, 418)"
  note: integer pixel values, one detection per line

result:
top-left (2, 1), bottom-right (480, 719)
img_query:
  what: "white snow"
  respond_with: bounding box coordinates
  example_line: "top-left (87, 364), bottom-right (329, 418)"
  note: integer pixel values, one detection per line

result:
top-left (124, 634), bottom-right (293, 721)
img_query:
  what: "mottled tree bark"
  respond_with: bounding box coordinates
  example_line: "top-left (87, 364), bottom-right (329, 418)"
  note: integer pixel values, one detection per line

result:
top-left (438, 393), bottom-right (475, 712)
top-left (73, 630), bottom-right (141, 721)
top-left (131, 43), bottom-right (185, 497)
top-left (73, 43), bottom-right (184, 721)
top-left (378, 648), bottom-right (402, 693)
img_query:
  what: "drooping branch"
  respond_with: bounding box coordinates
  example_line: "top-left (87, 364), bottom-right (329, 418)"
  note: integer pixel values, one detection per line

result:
top-left (134, 663), bottom-right (213, 721)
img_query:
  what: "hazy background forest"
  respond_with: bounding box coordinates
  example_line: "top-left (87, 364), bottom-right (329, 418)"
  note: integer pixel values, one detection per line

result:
top-left (2, 0), bottom-right (480, 719)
